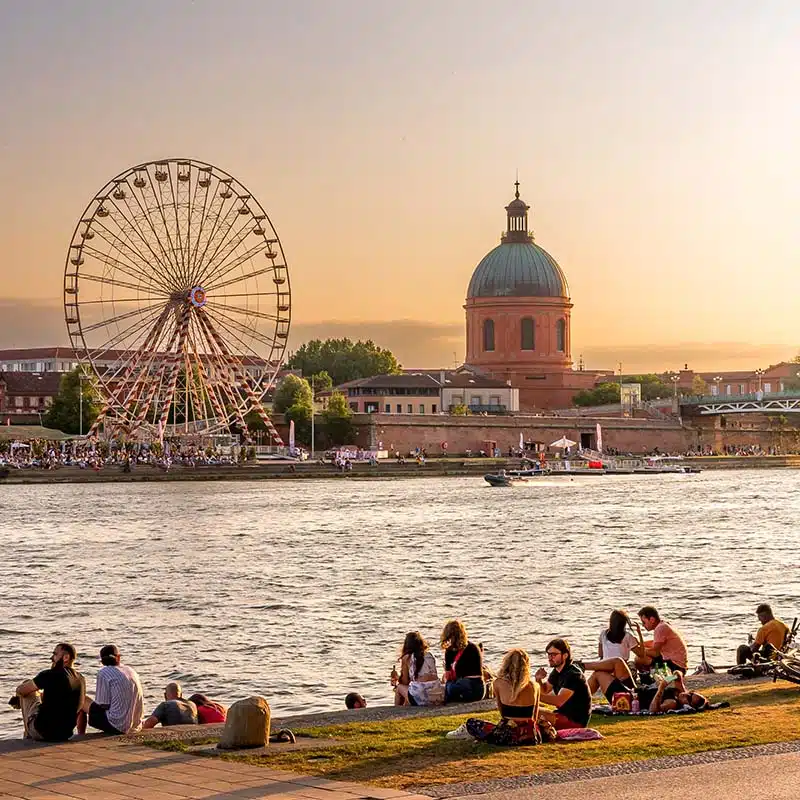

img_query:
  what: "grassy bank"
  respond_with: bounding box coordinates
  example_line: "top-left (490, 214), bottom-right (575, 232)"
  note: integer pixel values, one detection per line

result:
top-left (148, 682), bottom-right (800, 790)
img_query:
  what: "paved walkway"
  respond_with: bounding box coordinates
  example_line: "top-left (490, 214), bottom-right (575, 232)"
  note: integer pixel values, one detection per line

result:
top-left (448, 747), bottom-right (800, 800)
top-left (0, 736), bottom-right (431, 800)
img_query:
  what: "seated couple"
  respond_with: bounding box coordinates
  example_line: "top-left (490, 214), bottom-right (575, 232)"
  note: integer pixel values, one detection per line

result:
top-left (597, 608), bottom-right (689, 675)
top-left (143, 682), bottom-right (227, 728)
top-left (392, 621), bottom-right (487, 707)
top-left (466, 639), bottom-right (592, 746)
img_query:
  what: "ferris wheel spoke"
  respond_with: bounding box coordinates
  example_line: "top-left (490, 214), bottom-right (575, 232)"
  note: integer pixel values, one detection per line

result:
top-left (81, 300), bottom-right (168, 335)
top-left (79, 241), bottom-right (170, 297)
top-left (89, 211), bottom-right (176, 295)
top-left (84, 302), bottom-right (167, 362)
top-left (75, 265), bottom-right (166, 298)
top-left (204, 305), bottom-right (279, 359)
top-left (166, 167), bottom-right (190, 287)
top-left (187, 174), bottom-right (217, 276)
top-left (197, 217), bottom-right (259, 286)
top-left (123, 177), bottom-right (185, 284)
top-left (195, 203), bottom-right (247, 285)
top-left (204, 265), bottom-right (279, 292)
top-left (204, 301), bottom-right (280, 324)
top-left (189, 178), bottom-right (234, 283)
top-left (142, 168), bottom-right (183, 281)
top-left (200, 240), bottom-right (270, 289)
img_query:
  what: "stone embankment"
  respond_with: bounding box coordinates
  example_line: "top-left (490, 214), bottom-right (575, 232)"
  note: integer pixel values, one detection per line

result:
top-left (1, 455), bottom-right (798, 485)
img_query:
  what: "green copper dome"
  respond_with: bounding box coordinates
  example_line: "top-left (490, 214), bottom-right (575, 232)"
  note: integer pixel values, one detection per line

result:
top-left (467, 241), bottom-right (569, 298)
top-left (467, 183), bottom-right (569, 299)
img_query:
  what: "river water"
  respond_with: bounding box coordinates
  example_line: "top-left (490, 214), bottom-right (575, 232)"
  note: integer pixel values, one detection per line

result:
top-left (1, 470), bottom-right (798, 739)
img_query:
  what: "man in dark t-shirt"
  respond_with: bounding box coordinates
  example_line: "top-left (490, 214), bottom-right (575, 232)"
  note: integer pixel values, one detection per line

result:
top-left (142, 682), bottom-right (198, 728)
top-left (15, 642), bottom-right (85, 741)
top-left (535, 637), bottom-right (591, 729)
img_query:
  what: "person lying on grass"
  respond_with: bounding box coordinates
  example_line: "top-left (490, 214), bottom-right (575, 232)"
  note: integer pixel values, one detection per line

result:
top-left (535, 638), bottom-right (591, 729)
top-left (646, 672), bottom-right (708, 712)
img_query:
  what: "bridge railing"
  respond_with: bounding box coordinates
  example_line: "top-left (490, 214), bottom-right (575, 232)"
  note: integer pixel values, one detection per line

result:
top-left (681, 390), bottom-right (800, 406)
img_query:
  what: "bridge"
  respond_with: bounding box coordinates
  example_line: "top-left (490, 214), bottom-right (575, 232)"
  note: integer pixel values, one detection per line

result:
top-left (681, 390), bottom-right (800, 415)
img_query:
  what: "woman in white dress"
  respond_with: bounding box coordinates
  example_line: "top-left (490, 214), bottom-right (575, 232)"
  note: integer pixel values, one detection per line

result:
top-left (392, 632), bottom-right (445, 707)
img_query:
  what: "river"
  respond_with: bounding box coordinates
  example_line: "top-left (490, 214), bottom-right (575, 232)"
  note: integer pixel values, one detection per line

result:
top-left (1, 470), bottom-right (798, 738)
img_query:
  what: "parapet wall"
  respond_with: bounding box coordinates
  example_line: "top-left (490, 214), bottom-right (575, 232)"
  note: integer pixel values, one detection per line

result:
top-left (352, 413), bottom-right (690, 454)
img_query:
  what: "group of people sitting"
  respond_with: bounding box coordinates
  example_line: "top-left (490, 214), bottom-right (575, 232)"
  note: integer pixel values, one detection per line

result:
top-left (11, 643), bottom-right (226, 742)
top-left (358, 608), bottom-right (713, 746)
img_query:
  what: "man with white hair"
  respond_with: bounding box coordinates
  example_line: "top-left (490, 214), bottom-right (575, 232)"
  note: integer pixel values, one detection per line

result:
top-left (142, 681), bottom-right (198, 728)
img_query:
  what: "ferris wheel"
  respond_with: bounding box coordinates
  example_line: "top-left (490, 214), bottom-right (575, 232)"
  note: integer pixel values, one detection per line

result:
top-left (63, 158), bottom-right (290, 442)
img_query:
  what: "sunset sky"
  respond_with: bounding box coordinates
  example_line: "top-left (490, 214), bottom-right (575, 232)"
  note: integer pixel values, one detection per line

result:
top-left (0, 0), bottom-right (798, 371)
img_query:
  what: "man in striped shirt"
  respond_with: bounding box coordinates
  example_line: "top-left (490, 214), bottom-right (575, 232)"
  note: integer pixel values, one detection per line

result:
top-left (81, 645), bottom-right (144, 735)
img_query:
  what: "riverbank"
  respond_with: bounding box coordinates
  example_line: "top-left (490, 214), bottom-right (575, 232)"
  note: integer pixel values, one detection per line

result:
top-left (138, 676), bottom-right (800, 793)
top-left (2, 454), bottom-right (800, 484)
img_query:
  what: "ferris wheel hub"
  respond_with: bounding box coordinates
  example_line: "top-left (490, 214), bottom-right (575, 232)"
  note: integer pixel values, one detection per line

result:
top-left (189, 286), bottom-right (207, 308)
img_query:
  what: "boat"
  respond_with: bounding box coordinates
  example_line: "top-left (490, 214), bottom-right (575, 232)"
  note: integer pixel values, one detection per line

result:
top-left (484, 468), bottom-right (546, 487)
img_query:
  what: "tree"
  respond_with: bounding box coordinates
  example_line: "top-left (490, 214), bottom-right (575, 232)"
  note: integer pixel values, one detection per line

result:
top-left (285, 402), bottom-right (312, 445)
top-left (44, 368), bottom-right (100, 435)
top-left (573, 382), bottom-right (621, 407)
top-left (287, 338), bottom-right (401, 386)
top-left (450, 404), bottom-right (470, 416)
top-left (691, 375), bottom-right (708, 397)
top-left (620, 374), bottom-right (673, 401)
top-left (272, 374), bottom-right (312, 414)
top-left (310, 370), bottom-right (333, 397)
top-left (318, 391), bottom-right (354, 447)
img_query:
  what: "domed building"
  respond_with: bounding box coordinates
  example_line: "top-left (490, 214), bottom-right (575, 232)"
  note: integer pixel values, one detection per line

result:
top-left (464, 183), bottom-right (604, 409)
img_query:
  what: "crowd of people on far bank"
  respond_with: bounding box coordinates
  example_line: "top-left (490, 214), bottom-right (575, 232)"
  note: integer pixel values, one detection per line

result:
top-left (10, 605), bottom-right (792, 747)
top-left (345, 604), bottom-right (793, 746)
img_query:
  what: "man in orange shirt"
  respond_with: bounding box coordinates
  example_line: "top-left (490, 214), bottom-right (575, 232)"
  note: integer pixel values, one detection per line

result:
top-left (634, 606), bottom-right (689, 674)
top-left (736, 604), bottom-right (790, 664)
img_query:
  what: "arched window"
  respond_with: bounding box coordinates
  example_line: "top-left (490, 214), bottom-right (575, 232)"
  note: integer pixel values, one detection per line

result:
top-left (556, 318), bottom-right (566, 352)
top-left (483, 319), bottom-right (495, 352)
top-left (520, 317), bottom-right (535, 350)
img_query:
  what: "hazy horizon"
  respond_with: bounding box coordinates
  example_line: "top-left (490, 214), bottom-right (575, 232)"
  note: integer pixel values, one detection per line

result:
top-left (1, 1), bottom-right (798, 372)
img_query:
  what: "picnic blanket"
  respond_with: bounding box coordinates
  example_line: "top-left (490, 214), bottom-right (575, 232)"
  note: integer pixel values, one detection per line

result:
top-left (556, 727), bottom-right (604, 741)
top-left (592, 701), bottom-right (730, 717)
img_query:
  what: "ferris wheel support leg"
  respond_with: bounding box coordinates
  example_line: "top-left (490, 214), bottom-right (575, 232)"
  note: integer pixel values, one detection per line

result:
top-left (156, 305), bottom-right (192, 436)
top-left (196, 310), bottom-right (284, 446)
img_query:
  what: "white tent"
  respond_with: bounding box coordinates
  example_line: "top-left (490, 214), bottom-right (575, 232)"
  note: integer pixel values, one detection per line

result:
top-left (550, 436), bottom-right (577, 449)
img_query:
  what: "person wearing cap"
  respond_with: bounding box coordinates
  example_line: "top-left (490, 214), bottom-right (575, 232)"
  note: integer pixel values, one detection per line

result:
top-left (81, 645), bottom-right (144, 735)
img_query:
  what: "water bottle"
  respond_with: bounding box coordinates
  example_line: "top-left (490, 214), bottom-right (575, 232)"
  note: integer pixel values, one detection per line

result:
top-left (390, 666), bottom-right (399, 686)
top-left (631, 697), bottom-right (641, 713)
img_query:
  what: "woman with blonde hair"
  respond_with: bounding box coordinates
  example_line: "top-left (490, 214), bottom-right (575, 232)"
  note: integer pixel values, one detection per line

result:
top-left (464, 649), bottom-right (542, 745)
top-left (391, 631), bottom-right (444, 707)
top-left (440, 620), bottom-right (485, 703)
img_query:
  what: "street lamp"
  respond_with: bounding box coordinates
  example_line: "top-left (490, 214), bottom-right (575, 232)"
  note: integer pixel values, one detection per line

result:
top-left (310, 375), bottom-right (315, 460)
top-left (78, 368), bottom-right (85, 437)
top-left (670, 374), bottom-right (680, 399)
top-left (713, 375), bottom-right (722, 397)
top-left (755, 368), bottom-right (764, 394)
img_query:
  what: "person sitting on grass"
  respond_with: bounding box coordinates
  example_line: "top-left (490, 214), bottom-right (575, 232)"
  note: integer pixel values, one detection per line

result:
top-left (13, 642), bottom-right (85, 741)
top-left (142, 682), bottom-right (198, 728)
top-left (583, 656), bottom-right (636, 702)
top-left (634, 606), bottom-right (689, 675)
top-left (392, 631), bottom-right (444, 707)
top-left (188, 694), bottom-right (227, 724)
top-left (345, 692), bottom-right (367, 709)
top-left (645, 672), bottom-right (708, 712)
top-left (736, 604), bottom-right (790, 665)
top-left (535, 638), bottom-right (591, 730)
top-left (598, 609), bottom-right (641, 661)
top-left (465, 649), bottom-right (541, 745)
top-left (441, 620), bottom-right (486, 703)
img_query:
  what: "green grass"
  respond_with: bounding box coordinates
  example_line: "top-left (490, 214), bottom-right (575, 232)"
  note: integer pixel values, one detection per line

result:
top-left (145, 682), bottom-right (800, 790)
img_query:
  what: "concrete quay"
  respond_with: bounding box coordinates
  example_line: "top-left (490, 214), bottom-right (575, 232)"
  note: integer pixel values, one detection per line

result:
top-left (0, 734), bottom-right (431, 800)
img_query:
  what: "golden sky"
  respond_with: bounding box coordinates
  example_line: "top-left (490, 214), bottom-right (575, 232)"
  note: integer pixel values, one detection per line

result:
top-left (0, 1), bottom-right (798, 371)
